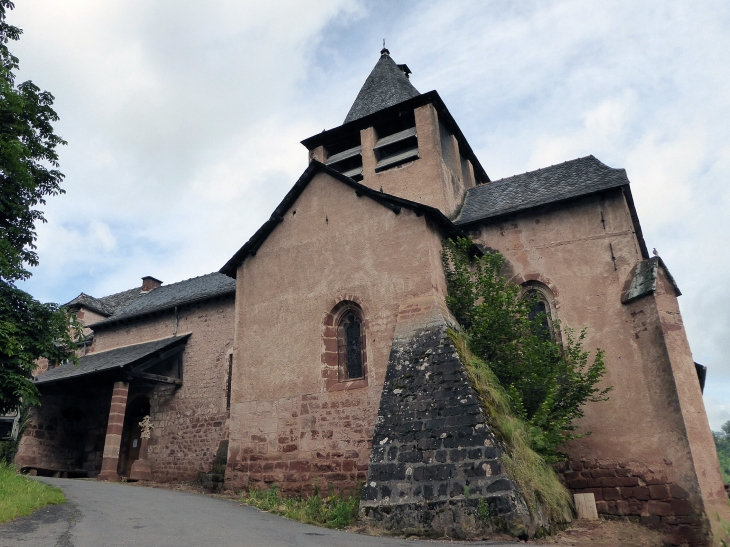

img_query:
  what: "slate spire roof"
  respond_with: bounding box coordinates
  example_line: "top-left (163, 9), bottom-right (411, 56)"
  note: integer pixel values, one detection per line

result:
top-left (343, 48), bottom-right (420, 124)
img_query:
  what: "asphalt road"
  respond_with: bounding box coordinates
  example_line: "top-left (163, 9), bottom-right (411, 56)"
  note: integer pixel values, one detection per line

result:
top-left (0, 478), bottom-right (521, 547)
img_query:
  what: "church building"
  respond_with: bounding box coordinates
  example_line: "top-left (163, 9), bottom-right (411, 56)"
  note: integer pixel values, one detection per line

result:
top-left (18, 49), bottom-right (728, 544)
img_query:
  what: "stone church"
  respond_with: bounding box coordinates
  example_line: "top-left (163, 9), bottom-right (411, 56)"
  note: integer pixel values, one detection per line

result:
top-left (17, 49), bottom-right (728, 543)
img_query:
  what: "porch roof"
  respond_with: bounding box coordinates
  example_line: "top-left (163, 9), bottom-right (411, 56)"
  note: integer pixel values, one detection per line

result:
top-left (34, 335), bottom-right (190, 385)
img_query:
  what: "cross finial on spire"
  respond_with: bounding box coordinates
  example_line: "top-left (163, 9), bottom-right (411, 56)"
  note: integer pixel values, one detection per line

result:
top-left (381, 39), bottom-right (389, 56)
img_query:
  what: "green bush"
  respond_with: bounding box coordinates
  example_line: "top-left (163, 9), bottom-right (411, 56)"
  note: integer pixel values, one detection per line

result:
top-left (442, 237), bottom-right (611, 462)
top-left (241, 483), bottom-right (360, 529)
top-left (0, 462), bottom-right (65, 523)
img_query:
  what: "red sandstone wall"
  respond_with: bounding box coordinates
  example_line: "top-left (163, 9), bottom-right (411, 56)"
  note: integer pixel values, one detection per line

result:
top-left (18, 296), bottom-right (234, 482)
top-left (226, 171), bottom-right (450, 494)
top-left (16, 384), bottom-right (112, 476)
top-left (469, 189), bottom-right (728, 543)
top-left (90, 297), bottom-right (235, 481)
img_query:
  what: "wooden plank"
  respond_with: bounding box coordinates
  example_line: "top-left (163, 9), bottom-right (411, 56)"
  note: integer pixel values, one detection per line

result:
top-left (132, 371), bottom-right (183, 385)
top-left (574, 493), bottom-right (598, 520)
top-left (373, 127), bottom-right (417, 149)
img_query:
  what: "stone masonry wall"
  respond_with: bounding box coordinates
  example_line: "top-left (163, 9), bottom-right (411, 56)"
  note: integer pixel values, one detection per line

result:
top-left (360, 323), bottom-right (542, 539)
top-left (89, 297), bottom-right (236, 482)
top-left (225, 387), bottom-right (376, 495)
top-left (19, 295), bottom-right (235, 482)
top-left (17, 384), bottom-right (112, 477)
top-left (560, 458), bottom-right (707, 545)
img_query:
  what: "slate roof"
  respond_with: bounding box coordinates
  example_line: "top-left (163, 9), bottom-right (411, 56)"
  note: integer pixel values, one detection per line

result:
top-left (65, 288), bottom-right (141, 316)
top-left (344, 50), bottom-right (420, 124)
top-left (92, 272), bottom-right (235, 328)
top-left (456, 156), bottom-right (630, 225)
top-left (98, 288), bottom-right (142, 314)
top-left (34, 335), bottom-right (189, 385)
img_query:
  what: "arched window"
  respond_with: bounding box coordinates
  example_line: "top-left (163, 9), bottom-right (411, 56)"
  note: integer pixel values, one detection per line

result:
top-left (522, 286), bottom-right (556, 341)
top-left (338, 309), bottom-right (364, 381)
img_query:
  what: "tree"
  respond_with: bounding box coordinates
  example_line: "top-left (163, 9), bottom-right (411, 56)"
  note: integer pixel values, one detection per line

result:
top-left (714, 420), bottom-right (730, 484)
top-left (0, 0), bottom-right (79, 415)
top-left (442, 237), bottom-right (611, 461)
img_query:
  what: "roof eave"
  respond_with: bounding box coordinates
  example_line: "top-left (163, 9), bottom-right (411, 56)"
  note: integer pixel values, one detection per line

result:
top-left (90, 291), bottom-right (236, 331)
top-left (455, 183), bottom-right (633, 229)
top-left (35, 334), bottom-right (191, 386)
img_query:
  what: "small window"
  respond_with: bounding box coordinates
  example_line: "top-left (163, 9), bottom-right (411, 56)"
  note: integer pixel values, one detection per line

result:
top-left (338, 310), bottom-right (364, 381)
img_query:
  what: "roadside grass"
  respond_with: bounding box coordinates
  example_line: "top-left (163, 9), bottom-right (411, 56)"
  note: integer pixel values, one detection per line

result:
top-left (448, 329), bottom-right (573, 525)
top-left (0, 462), bottom-right (66, 523)
top-left (241, 483), bottom-right (360, 529)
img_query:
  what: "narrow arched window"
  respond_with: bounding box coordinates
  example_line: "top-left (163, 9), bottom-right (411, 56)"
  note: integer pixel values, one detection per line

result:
top-left (524, 288), bottom-right (554, 341)
top-left (338, 310), bottom-right (364, 381)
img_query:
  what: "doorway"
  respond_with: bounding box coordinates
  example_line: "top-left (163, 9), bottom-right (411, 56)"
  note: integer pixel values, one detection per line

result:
top-left (118, 395), bottom-right (150, 477)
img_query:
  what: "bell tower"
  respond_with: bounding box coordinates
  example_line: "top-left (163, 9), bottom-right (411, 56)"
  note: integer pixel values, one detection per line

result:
top-left (301, 48), bottom-right (489, 219)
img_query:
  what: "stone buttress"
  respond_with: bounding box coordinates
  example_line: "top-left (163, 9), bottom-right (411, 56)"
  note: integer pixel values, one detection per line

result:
top-left (360, 315), bottom-right (545, 539)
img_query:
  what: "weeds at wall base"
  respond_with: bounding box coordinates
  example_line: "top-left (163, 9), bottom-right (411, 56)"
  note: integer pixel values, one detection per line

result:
top-left (240, 483), bottom-right (361, 530)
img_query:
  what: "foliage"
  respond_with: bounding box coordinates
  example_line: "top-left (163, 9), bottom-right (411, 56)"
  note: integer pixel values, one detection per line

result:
top-left (241, 483), bottom-right (360, 529)
top-left (0, 1), bottom-right (80, 414)
top-left (714, 420), bottom-right (730, 484)
top-left (450, 330), bottom-right (573, 523)
top-left (1, 0), bottom-right (67, 283)
top-left (0, 284), bottom-right (81, 413)
top-left (442, 237), bottom-right (611, 461)
top-left (0, 462), bottom-right (65, 523)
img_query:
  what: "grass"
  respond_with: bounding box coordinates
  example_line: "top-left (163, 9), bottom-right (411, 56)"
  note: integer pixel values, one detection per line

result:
top-left (241, 483), bottom-right (360, 529)
top-left (0, 462), bottom-right (66, 523)
top-left (448, 329), bottom-right (573, 525)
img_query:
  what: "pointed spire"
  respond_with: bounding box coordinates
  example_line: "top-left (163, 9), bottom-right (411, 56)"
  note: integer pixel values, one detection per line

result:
top-left (343, 48), bottom-right (420, 124)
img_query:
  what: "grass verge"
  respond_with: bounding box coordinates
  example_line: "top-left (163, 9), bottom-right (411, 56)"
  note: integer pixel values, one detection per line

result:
top-left (241, 483), bottom-right (360, 529)
top-left (0, 462), bottom-right (66, 523)
top-left (448, 329), bottom-right (573, 525)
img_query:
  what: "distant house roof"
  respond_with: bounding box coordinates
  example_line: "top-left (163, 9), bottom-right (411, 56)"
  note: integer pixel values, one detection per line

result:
top-left (220, 161), bottom-right (471, 277)
top-left (91, 272), bottom-right (235, 329)
top-left (456, 156), bottom-right (630, 225)
top-left (65, 288), bottom-right (141, 317)
top-left (34, 335), bottom-right (189, 385)
top-left (344, 49), bottom-right (421, 124)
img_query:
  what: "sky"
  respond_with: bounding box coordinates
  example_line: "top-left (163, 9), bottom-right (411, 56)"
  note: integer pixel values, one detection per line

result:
top-left (8, 1), bottom-right (729, 430)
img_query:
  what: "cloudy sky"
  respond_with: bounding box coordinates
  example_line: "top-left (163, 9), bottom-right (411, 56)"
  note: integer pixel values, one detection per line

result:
top-left (9, 1), bottom-right (730, 429)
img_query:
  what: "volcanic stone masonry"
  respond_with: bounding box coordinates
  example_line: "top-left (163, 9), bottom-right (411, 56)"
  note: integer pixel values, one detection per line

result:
top-left (359, 322), bottom-right (545, 539)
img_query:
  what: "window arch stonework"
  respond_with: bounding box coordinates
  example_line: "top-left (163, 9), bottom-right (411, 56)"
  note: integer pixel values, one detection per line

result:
top-left (322, 300), bottom-right (368, 392)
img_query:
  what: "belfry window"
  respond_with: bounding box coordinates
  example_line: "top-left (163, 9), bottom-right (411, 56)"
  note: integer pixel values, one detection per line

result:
top-left (338, 310), bottom-right (364, 381)
top-left (374, 111), bottom-right (418, 172)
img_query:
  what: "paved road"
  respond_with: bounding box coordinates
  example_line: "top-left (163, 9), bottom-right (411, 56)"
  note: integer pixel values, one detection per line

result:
top-left (0, 478), bottom-right (521, 547)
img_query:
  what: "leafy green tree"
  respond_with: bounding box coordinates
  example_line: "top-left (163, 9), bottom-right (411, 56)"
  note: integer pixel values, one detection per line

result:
top-left (714, 420), bottom-right (730, 484)
top-left (0, 0), bottom-right (79, 415)
top-left (442, 237), bottom-right (611, 461)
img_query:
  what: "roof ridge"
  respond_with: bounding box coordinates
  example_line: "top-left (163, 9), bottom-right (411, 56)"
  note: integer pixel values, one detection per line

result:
top-left (488, 155), bottom-right (603, 185)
